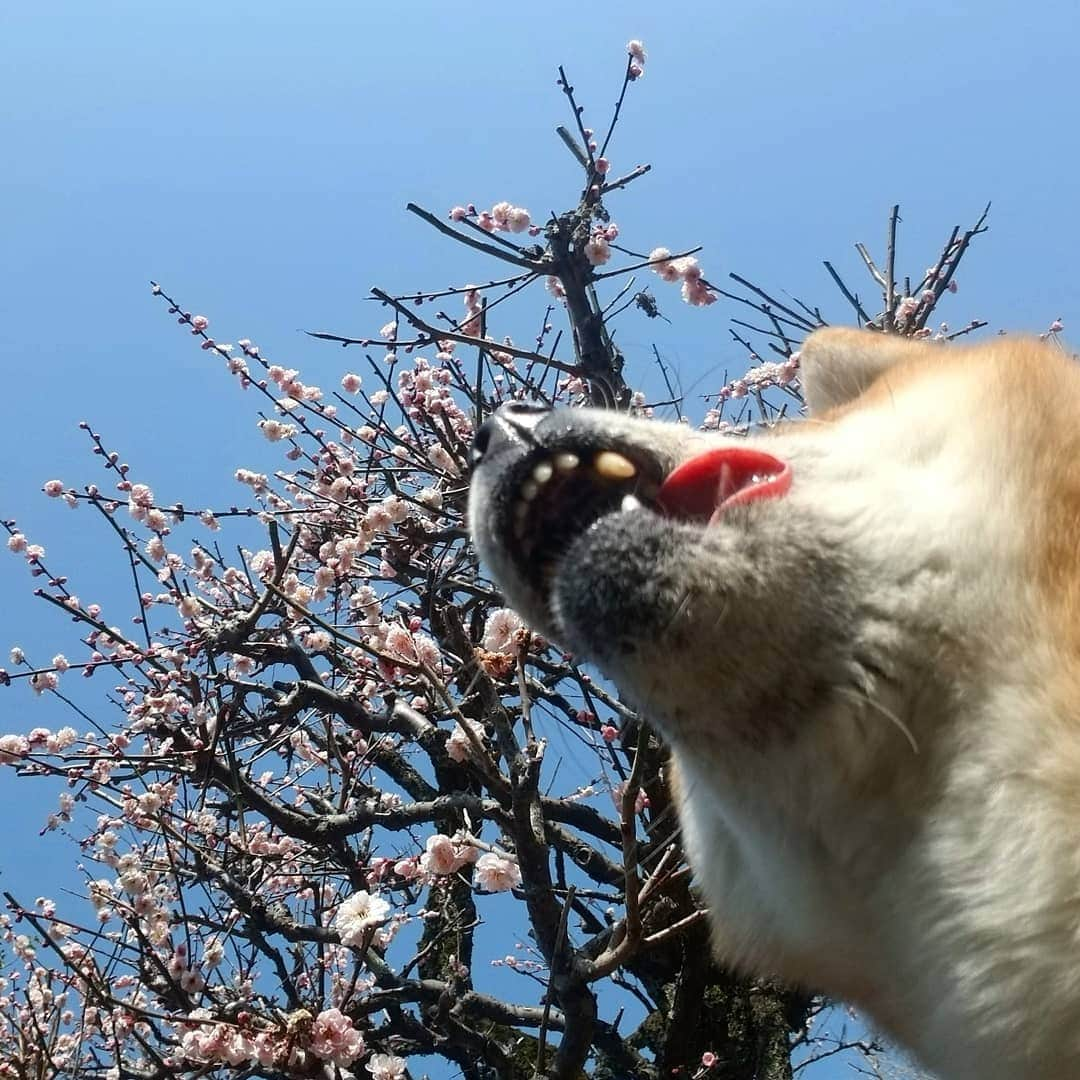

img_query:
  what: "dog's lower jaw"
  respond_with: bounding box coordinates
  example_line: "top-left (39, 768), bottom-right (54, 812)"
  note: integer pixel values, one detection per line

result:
top-left (548, 502), bottom-right (864, 737)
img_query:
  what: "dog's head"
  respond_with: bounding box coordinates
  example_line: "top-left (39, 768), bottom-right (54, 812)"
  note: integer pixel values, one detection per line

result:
top-left (469, 328), bottom-right (1080, 1077)
top-left (469, 329), bottom-right (1026, 756)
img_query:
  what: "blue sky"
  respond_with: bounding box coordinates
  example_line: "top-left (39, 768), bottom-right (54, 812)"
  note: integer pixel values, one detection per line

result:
top-left (2, 2), bottom-right (1078, 1076)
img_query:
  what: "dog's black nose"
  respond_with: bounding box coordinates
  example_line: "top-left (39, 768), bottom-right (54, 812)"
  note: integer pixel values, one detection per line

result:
top-left (471, 401), bottom-right (551, 467)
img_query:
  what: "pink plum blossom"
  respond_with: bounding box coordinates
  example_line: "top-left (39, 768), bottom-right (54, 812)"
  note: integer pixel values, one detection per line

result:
top-left (507, 207), bottom-right (531, 233)
top-left (895, 295), bottom-right (919, 321)
top-left (648, 247), bottom-right (681, 282)
top-left (366, 1053), bottom-right (408, 1080)
top-left (31, 671), bottom-right (59, 694)
top-left (334, 890), bottom-right (390, 946)
top-left (420, 833), bottom-right (460, 875)
top-left (473, 851), bottom-right (521, 892)
top-left (682, 276), bottom-right (718, 307)
top-left (447, 718), bottom-right (486, 763)
top-left (0, 734), bottom-right (30, 762)
top-left (419, 833), bottom-right (475, 876)
top-left (311, 1008), bottom-right (365, 1067)
top-left (258, 419), bottom-right (296, 442)
top-left (481, 607), bottom-right (524, 655)
top-left (584, 235), bottom-right (611, 266)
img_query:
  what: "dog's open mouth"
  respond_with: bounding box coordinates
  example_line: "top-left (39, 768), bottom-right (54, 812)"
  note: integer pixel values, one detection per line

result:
top-left (501, 442), bottom-right (792, 591)
top-left (505, 447), bottom-right (661, 583)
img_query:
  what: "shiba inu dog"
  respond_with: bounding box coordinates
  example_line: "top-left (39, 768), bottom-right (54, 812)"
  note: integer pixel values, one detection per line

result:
top-left (468, 327), bottom-right (1080, 1080)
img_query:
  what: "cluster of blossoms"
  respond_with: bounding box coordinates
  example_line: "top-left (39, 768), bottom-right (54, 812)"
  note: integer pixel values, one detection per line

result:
top-left (894, 295), bottom-right (921, 324)
top-left (265, 362), bottom-right (324, 404)
top-left (647, 248), bottom-right (717, 306)
top-left (178, 1006), bottom-right (367, 1070)
top-left (894, 275), bottom-right (958, 332)
top-left (0, 952), bottom-right (83, 1076)
top-left (490, 944), bottom-right (548, 974)
top-left (1, 724), bottom-right (76, 760)
top-left (923, 262), bottom-right (961, 290)
top-left (584, 222), bottom-right (619, 267)
top-left (627, 39), bottom-right (647, 80)
top-left (386, 835), bottom-right (519, 892)
top-left (461, 287), bottom-right (483, 338)
top-left (258, 417), bottom-right (298, 443)
top-left (418, 832), bottom-right (479, 876)
top-left (703, 354), bottom-right (802, 423)
top-left (5, 533), bottom-right (47, 573)
top-left (0, 316), bottom-right (503, 1064)
top-left (42, 479), bottom-right (78, 508)
top-left (449, 200), bottom-right (539, 236)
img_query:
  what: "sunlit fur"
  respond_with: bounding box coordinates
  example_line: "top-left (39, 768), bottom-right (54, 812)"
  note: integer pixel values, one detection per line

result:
top-left (469, 328), bottom-right (1080, 1079)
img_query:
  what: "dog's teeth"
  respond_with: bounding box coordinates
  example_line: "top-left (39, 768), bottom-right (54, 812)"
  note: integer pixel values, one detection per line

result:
top-left (594, 450), bottom-right (636, 480)
top-left (554, 452), bottom-right (580, 472)
top-left (521, 479), bottom-right (540, 501)
top-left (621, 493), bottom-right (642, 512)
top-left (532, 460), bottom-right (554, 484)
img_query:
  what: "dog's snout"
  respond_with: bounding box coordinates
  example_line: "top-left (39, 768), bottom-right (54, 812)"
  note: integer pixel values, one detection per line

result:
top-left (470, 401), bottom-right (551, 467)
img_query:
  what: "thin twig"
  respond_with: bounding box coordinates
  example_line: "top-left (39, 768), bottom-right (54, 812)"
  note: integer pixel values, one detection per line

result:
top-left (883, 203), bottom-right (899, 332)
top-left (822, 260), bottom-right (872, 326)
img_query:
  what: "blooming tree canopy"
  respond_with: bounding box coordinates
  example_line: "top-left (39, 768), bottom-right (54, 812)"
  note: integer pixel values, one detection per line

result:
top-left (0, 39), bottom-right (1010, 1080)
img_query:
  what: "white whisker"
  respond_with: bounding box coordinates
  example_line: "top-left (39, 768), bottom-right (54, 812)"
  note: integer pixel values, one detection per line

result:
top-left (838, 685), bottom-right (919, 755)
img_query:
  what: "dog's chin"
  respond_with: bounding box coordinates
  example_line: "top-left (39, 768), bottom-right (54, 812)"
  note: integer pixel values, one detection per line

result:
top-left (547, 508), bottom-right (688, 660)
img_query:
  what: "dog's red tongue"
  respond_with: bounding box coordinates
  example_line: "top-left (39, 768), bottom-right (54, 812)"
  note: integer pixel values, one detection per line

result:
top-left (657, 447), bottom-right (792, 525)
